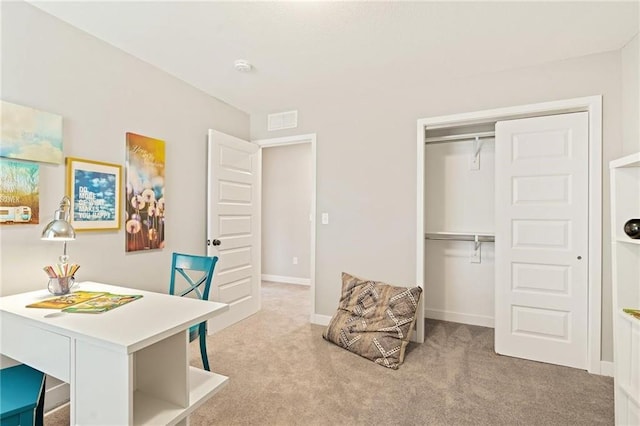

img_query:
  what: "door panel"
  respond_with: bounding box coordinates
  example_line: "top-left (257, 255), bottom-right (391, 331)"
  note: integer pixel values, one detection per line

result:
top-left (511, 262), bottom-right (570, 294)
top-left (512, 130), bottom-right (570, 160)
top-left (207, 129), bottom-right (260, 334)
top-left (511, 305), bottom-right (570, 340)
top-left (513, 175), bottom-right (570, 204)
top-left (512, 220), bottom-right (570, 248)
top-left (495, 112), bottom-right (588, 369)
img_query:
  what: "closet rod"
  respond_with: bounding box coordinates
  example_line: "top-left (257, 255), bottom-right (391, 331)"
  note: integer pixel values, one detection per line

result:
top-left (425, 131), bottom-right (495, 145)
top-left (425, 232), bottom-right (495, 243)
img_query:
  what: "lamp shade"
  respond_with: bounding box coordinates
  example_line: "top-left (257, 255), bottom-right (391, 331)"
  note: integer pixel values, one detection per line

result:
top-left (41, 196), bottom-right (76, 241)
top-left (41, 219), bottom-right (76, 241)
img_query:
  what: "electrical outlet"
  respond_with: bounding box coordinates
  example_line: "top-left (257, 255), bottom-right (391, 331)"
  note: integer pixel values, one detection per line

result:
top-left (321, 213), bottom-right (329, 225)
top-left (293, 257), bottom-right (298, 265)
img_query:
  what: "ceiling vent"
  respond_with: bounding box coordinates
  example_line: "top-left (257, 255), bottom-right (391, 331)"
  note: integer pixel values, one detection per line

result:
top-left (267, 110), bottom-right (298, 131)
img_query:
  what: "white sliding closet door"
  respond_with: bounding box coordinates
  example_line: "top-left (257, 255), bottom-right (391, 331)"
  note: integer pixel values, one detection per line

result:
top-left (494, 112), bottom-right (589, 369)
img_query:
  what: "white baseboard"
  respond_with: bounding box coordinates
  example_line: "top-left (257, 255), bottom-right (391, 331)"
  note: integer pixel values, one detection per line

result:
top-left (261, 274), bottom-right (310, 286)
top-left (310, 313), bottom-right (332, 326)
top-left (44, 379), bottom-right (70, 412)
top-left (599, 361), bottom-right (614, 377)
top-left (425, 308), bottom-right (494, 328)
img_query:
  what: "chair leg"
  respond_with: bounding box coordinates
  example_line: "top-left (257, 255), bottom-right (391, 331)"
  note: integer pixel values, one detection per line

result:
top-left (199, 322), bottom-right (210, 371)
top-left (35, 375), bottom-right (46, 426)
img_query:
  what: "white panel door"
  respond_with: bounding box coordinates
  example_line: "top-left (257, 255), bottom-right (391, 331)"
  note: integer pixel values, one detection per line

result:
top-left (495, 112), bottom-right (589, 369)
top-left (207, 129), bottom-right (261, 334)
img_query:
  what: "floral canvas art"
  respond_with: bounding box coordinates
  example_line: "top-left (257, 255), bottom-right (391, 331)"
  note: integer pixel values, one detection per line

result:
top-left (125, 133), bottom-right (165, 252)
top-left (0, 101), bottom-right (63, 164)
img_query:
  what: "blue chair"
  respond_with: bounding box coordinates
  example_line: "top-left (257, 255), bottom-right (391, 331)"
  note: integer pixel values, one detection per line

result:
top-left (169, 252), bottom-right (219, 371)
top-left (0, 364), bottom-right (46, 426)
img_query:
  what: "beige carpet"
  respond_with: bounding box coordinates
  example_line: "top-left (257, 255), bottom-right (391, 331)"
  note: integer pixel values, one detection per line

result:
top-left (45, 282), bottom-right (613, 425)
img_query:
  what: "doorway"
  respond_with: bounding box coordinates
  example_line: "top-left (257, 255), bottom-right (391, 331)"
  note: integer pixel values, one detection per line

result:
top-left (254, 134), bottom-right (317, 323)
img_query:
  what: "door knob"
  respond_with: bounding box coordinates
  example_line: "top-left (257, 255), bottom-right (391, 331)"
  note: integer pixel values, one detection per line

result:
top-left (210, 239), bottom-right (221, 247)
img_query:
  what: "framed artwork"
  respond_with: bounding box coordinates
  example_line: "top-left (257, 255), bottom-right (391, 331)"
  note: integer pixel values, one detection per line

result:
top-left (66, 157), bottom-right (122, 231)
top-left (0, 100), bottom-right (63, 164)
top-left (0, 158), bottom-right (39, 225)
top-left (125, 133), bottom-right (165, 252)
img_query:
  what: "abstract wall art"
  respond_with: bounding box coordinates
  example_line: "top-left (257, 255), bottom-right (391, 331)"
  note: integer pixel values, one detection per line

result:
top-left (125, 132), bottom-right (165, 252)
top-left (0, 100), bottom-right (63, 164)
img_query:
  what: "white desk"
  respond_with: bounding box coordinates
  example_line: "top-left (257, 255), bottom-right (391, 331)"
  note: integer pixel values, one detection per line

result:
top-left (0, 281), bottom-right (229, 425)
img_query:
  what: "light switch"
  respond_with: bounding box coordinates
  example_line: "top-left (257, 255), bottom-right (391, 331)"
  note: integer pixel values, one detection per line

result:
top-left (321, 213), bottom-right (329, 225)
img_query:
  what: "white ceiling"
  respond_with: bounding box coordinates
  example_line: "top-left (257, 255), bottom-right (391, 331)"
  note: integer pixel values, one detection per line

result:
top-left (29, 1), bottom-right (639, 115)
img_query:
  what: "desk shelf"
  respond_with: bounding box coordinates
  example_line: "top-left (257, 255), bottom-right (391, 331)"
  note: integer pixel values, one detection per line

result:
top-left (133, 368), bottom-right (229, 426)
top-left (614, 237), bottom-right (640, 246)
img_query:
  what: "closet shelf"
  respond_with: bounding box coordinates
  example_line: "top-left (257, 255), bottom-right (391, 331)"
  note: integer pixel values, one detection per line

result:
top-left (425, 232), bottom-right (495, 242)
top-left (424, 131), bottom-right (495, 145)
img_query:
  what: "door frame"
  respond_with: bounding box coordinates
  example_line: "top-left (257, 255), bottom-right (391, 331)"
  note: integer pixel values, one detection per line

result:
top-left (416, 96), bottom-right (603, 374)
top-left (253, 133), bottom-right (317, 324)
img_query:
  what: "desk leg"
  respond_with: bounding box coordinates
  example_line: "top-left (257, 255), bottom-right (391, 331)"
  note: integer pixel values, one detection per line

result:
top-left (72, 339), bottom-right (133, 425)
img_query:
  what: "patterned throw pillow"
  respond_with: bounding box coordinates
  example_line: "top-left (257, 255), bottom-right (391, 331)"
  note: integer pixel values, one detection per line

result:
top-left (322, 272), bottom-right (423, 369)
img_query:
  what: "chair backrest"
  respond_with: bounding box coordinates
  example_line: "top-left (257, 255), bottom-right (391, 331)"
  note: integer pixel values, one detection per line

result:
top-left (169, 252), bottom-right (218, 301)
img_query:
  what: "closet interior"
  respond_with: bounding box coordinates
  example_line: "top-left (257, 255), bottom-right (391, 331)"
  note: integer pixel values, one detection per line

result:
top-left (424, 121), bottom-right (497, 328)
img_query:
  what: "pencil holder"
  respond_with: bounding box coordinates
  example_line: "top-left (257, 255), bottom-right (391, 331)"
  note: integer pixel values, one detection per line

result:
top-left (48, 276), bottom-right (75, 295)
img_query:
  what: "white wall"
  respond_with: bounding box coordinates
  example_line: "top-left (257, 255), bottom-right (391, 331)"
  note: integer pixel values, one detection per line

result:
top-left (0, 2), bottom-right (249, 296)
top-left (261, 143), bottom-right (311, 281)
top-left (251, 50), bottom-right (628, 362)
top-left (622, 33), bottom-right (639, 154)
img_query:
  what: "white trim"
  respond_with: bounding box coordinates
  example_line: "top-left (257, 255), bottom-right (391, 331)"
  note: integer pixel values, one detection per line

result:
top-left (425, 309), bottom-right (494, 329)
top-left (261, 274), bottom-right (310, 286)
top-left (44, 381), bottom-right (70, 412)
top-left (415, 120), bottom-right (426, 344)
top-left (420, 96), bottom-right (597, 129)
top-left (599, 361), bottom-right (614, 377)
top-left (254, 133), bottom-right (317, 147)
top-left (416, 95), bottom-right (602, 374)
top-left (253, 133), bottom-right (317, 326)
top-left (45, 402), bottom-right (71, 418)
top-left (256, 148), bottom-right (263, 313)
top-left (311, 313), bottom-right (332, 326)
top-left (587, 98), bottom-right (603, 376)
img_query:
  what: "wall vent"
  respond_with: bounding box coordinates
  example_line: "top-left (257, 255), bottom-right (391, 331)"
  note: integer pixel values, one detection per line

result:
top-left (267, 110), bottom-right (298, 131)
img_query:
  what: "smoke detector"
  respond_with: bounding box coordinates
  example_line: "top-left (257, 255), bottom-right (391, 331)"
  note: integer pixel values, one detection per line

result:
top-left (234, 59), bottom-right (252, 72)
